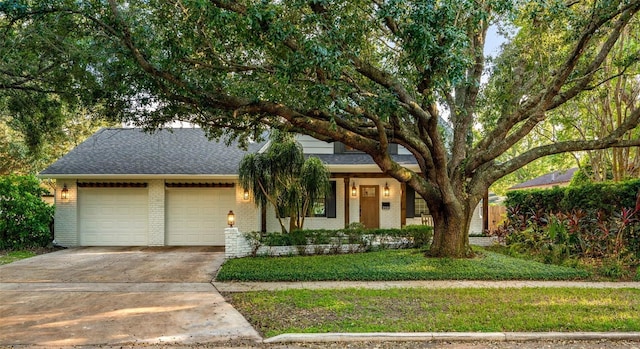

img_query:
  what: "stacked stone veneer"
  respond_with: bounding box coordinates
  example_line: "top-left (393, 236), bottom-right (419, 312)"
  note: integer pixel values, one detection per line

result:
top-left (224, 227), bottom-right (412, 259)
top-left (225, 228), bottom-right (253, 258)
top-left (224, 229), bottom-right (500, 259)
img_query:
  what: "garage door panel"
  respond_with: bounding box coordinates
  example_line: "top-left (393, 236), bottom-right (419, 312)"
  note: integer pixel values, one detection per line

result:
top-left (79, 188), bottom-right (149, 246)
top-left (166, 188), bottom-right (233, 246)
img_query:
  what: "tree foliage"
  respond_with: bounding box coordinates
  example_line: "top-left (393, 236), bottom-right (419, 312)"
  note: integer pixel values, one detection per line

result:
top-left (239, 132), bottom-right (330, 233)
top-left (0, 110), bottom-right (113, 175)
top-left (2, 0), bottom-right (640, 257)
top-left (0, 175), bottom-right (54, 249)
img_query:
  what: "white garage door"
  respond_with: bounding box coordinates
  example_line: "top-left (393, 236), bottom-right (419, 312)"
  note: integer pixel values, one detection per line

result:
top-left (165, 188), bottom-right (234, 245)
top-left (79, 188), bottom-right (149, 246)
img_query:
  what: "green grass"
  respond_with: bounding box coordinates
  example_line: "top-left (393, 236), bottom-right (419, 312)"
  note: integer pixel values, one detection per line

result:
top-left (226, 287), bottom-right (640, 337)
top-left (0, 250), bottom-right (36, 265)
top-left (217, 248), bottom-right (589, 281)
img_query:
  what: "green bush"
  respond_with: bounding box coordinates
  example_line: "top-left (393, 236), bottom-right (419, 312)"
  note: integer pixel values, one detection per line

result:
top-left (245, 225), bottom-right (433, 253)
top-left (505, 186), bottom-right (565, 214)
top-left (497, 179), bottom-right (640, 276)
top-left (0, 175), bottom-right (54, 249)
top-left (403, 224), bottom-right (432, 248)
top-left (505, 178), bottom-right (640, 216)
top-left (599, 258), bottom-right (628, 279)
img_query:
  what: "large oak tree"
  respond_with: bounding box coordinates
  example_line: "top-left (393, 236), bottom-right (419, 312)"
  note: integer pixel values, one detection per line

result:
top-left (2, 0), bottom-right (640, 257)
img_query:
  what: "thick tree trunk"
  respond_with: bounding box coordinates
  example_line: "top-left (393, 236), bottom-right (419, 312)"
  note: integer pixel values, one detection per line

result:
top-left (428, 201), bottom-right (473, 258)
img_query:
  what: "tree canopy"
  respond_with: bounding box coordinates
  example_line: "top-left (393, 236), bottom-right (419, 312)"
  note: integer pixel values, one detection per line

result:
top-left (2, 0), bottom-right (639, 257)
top-left (0, 0), bottom-right (113, 174)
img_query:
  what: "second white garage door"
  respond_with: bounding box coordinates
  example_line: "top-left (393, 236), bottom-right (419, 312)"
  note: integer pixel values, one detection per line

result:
top-left (165, 188), bottom-right (235, 245)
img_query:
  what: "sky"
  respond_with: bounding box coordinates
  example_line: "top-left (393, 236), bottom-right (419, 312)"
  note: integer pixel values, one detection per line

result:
top-left (484, 24), bottom-right (508, 58)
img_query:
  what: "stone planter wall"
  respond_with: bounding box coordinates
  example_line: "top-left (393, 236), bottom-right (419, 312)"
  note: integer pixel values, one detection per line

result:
top-left (225, 228), bottom-right (411, 258)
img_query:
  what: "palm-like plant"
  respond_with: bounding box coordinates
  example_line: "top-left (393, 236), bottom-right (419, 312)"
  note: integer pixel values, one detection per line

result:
top-left (239, 132), bottom-right (330, 233)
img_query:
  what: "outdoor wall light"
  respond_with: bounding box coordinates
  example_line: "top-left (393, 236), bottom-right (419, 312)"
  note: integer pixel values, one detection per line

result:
top-left (351, 182), bottom-right (357, 197)
top-left (384, 182), bottom-right (390, 197)
top-left (61, 184), bottom-right (69, 201)
top-left (243, 189), bottom-right (250, 201)
top-left (227, 210), bottom-right (236, 227)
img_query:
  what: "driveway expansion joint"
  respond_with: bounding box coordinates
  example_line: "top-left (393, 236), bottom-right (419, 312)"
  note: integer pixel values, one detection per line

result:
top-left (0, 282), bottom-right (215, 292)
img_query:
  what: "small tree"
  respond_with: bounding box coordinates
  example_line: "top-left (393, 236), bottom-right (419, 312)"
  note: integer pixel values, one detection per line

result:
top-left (0, 175), bottom-right (54, 249)
top-left (239, 132), bottom-right (330, 233)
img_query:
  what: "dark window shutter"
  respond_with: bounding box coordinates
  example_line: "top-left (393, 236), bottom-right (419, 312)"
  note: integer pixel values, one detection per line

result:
top-left (405, 186), bottom-right (415, 218)
top-left (387, 143), bottom-right (398, 154)
top-left (333, 142), bottom-right (345, 153)
top-left (326, 181), bottom-right (337, 218)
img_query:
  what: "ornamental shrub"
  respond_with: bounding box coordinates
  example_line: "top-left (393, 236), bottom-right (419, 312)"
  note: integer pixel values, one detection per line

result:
top-left (0, 175), bottom-right (54, 249)
top-left (245, 225), bottom-right (433, 255)
top-left (505, 178), bottom-right (640, 216)
top-left (497, 179), bottom-right (640, 271)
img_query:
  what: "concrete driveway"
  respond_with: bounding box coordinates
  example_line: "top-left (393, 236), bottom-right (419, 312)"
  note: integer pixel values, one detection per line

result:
top-left (0, 247), bottom-right (261, 346)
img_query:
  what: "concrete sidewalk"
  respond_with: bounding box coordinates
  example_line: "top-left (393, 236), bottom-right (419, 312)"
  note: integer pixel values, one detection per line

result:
top-left (213, 280), bottom-right (640, 292)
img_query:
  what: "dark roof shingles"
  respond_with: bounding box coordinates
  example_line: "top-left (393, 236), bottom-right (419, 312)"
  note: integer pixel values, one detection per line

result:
top-left (310, 153), bottom-right (417, 166)
top-left (40, 128), bottom-right (266, 175)
top-left (510, 168), bottom-right (578, 189)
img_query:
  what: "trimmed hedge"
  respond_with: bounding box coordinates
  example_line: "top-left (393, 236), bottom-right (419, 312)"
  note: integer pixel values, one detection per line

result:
top-left (244, 225), bottom-right (433, 256)
top-left (505, 178), bottom-right (640, 216)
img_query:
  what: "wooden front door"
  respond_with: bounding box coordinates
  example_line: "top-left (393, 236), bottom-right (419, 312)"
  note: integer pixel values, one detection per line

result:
top-left (359, 185), bottom-right (379, 229)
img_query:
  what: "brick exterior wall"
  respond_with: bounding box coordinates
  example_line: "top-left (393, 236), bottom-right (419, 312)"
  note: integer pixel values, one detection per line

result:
top-left (53, 180), bottom-right (78, 246)
top-left (53, 177), bottom-right (484, 247)
top-left (225, 227), bottom-right (252, 258)
top-left (234, 183), bottom-right (261, 233)
top-left (147, 180), bottom-right (165, 245)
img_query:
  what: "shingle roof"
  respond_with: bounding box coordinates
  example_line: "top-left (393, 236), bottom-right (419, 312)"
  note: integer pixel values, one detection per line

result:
top-left (310, 153), bottom-right (418, 166)
top-left (509, 168), bottom-right (578, 190)
top-left (39, 128), bottom-right (267, 176)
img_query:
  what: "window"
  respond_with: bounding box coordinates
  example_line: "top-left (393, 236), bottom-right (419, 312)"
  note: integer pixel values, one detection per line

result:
top-left (291, 181), bottom-right (336, 218)
top-left (308, 196), bottom-right (327, 217)
top-left (405, 186), bottom-right (429, 218)
top-left (414, 197), bottom-right (430, 215)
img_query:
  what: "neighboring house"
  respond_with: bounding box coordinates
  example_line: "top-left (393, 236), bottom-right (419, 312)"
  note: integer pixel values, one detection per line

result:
top-left (39, 128), bottom-right (483, 247)
top-left (508, 168), bottom-right (578, 191)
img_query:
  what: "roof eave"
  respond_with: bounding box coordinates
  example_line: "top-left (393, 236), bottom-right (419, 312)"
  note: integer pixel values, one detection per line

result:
top-left (36, 173), bottom-right (241, 180)
top-left (326, 164), bottom-right (420, 173)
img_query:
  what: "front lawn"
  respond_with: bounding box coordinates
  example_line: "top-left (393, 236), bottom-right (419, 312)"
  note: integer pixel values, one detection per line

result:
top-left (0, 250), bottom-right (36, 265)
top-left (227, 287), bottom-right (640, 337)
top-left (216, 248), bottom-right (589, 281)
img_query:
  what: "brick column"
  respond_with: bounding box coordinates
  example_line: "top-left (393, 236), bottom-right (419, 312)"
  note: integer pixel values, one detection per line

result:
top-left (54, 181), bottom-right (78, 246)
top-left (225, 228), bottom-right (252, 258)
top-left (147, 180), bottom-right (165, 245)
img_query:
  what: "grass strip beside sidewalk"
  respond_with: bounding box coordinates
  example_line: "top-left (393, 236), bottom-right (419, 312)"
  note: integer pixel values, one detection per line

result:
top-left (0, 251), bottom-right (36, 265)
top-left (217, 248), bottom-right (589, 281)
top-left (226, 287), bottom-right (640, 337)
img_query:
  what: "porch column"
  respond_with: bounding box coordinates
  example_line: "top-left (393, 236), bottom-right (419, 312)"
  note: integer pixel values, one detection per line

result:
top-left (483, 190), bottom-right (489, 232)
top-left (401, 182), bottom-right (407, 227)
top-left (344, 177), bottom-right (350, 228)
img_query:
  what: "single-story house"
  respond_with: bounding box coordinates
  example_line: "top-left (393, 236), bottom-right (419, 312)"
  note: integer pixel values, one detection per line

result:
top-left (39, 128), bottom-right (483, 247)
top-left (508, 168), bottom-right (578, 191)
